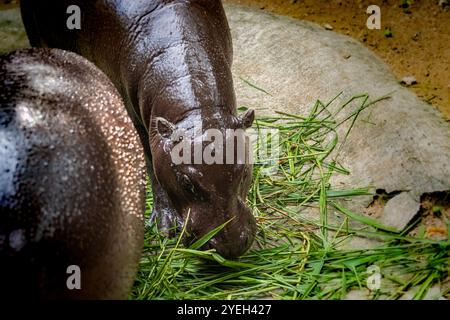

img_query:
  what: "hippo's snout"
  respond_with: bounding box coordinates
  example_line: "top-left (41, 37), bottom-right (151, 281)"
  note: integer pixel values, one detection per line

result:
top-left (205, 228), bottom-right (254, 259)
top-left (187, 205), bottom-right (257, 259)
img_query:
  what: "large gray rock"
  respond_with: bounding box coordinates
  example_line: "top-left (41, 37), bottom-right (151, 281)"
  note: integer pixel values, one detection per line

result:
top-left (224, 4), bottom-right (450, 230)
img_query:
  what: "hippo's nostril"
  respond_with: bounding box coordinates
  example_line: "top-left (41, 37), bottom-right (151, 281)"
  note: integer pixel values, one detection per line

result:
top-left (200, 238), bottom-right (217, 251)
top-left (208, 238), bottom-right (218, 248)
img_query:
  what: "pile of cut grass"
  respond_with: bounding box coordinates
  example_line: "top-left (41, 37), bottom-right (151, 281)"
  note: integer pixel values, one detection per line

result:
top-left (131, 94), bottom-right (449, 300)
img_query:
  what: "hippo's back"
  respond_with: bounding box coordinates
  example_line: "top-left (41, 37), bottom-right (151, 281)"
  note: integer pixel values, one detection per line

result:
top-left (0, 48), bottom-right (146, 299)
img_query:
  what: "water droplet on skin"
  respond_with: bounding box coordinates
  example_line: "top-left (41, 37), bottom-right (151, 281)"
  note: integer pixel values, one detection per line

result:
top-left (9, 229), bottom-right (26, 251)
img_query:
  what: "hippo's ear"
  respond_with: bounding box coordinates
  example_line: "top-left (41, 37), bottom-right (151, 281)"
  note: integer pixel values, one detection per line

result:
top-left (238, 109), bottom-right (255, 129)
top-left (155, 117), bottom-right (175, 139)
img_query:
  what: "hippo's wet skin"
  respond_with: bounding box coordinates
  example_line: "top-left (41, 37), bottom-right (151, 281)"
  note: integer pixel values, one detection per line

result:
top-left (20, 0), bottom-right (257, 258)
top-left (0, 48), bottom-right (146, 299)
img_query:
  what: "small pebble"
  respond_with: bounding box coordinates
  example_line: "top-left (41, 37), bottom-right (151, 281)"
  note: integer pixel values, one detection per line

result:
top-left (439, 0), bottom-right (449, 8)
top-left (323, 23), bottom-right (333, 30)
top-left (401, 76), bottom-right (417, 86)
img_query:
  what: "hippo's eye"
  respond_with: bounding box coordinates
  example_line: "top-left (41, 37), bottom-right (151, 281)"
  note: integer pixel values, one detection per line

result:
top-left (178, 173), bottom-right (196, 195)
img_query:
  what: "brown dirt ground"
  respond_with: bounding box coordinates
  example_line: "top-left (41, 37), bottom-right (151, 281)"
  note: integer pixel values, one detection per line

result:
top-left (225, 0), bottom-right (450, 121)
top-left (0, 0), bottom-right (16, 10)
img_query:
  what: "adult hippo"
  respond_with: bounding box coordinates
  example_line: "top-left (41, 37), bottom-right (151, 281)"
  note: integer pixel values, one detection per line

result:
top-left (20, 0), bottom-right (257, 259)
top-left (0, 48), bottom-right (146, 299)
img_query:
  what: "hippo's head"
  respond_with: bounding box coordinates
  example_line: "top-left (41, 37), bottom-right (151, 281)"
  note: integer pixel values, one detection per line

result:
top-left (149, 109), bottom-right (257, 258)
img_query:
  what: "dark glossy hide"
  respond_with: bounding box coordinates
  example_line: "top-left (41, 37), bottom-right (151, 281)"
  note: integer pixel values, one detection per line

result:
top-left (0, 48), bottom-right (146, 299)
top-left (20, 0), bottom-right (256, 258)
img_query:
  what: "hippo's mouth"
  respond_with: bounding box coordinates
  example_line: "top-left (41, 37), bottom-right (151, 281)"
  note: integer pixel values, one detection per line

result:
top-left (183, 217), bottom-right (257, 259)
